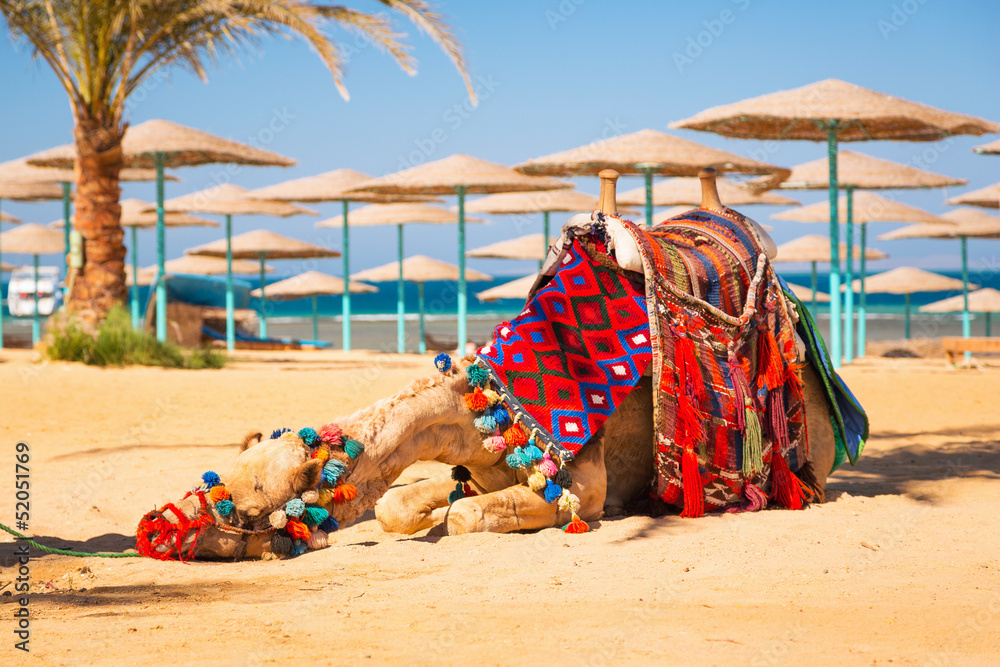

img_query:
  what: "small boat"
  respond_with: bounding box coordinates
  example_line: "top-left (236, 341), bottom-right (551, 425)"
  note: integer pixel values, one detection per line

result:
top-left (6, 266), bottom-right (61, 317)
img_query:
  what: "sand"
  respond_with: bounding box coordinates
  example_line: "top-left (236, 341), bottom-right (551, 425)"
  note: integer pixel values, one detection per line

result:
top-left (1, 348), bottom-right (998, 665)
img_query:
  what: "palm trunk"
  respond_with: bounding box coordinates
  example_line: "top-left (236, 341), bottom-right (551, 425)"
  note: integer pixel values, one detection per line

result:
top-left (66, 112), bottom-right (127, 324)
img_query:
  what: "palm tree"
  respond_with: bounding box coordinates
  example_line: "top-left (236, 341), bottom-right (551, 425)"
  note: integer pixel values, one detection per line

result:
top-left (0, 0), bottom-right (473, 322)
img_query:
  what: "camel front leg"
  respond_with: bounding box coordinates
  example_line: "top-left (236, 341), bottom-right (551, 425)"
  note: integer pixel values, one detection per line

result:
top-left (375, 472), bottom-right (460, 535)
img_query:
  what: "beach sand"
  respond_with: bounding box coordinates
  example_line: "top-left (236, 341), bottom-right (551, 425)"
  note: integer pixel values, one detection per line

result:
top-left (0, 348), bottom-right (998, 665)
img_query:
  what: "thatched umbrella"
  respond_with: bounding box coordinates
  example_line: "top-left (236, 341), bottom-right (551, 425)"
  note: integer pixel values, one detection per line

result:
top-left (921, 288), bottom-right (1000, 337)
top-left (127, 255), bottom-right (269, 286)
top-left (948, 182), bottom-right (1000, 210)
top-left (251, 169), bottom-right (438, 352)
top-left (851, 267), bottom-right (973, 339)
top-left (619, 176), bottom-right (799, 209)
top-left (27, 119), bottom-right (296, 342)
top-left (0, 261), bottom-right (14, 272)
top-left (0, 212), bottom-right (20, 224)
top-left (316, 202), bottom-right (482, 353)
top-left (467, 234), bottom-right (556, 261)
top-left (0, 223), bottom-right (65, 344)
top-left (347, 154), bottom-right (569, 352)
top-left (973, 139), bottom-right (1000, 156)
top-left (671, 78), bottom-right (1000, 368)
top-left (767, 150), bottom-right (966, 359)
top-left (773, 234), bottom-right (888, 313)
top-left (878, 208), bottom-right (1000, 343)
top-left (352, 254), bottom-right (492, 354)
top-left (186, 230), bottom-right (338, 339)
top-left (250, 271), bottom-right (378, 342)
top-left (475, 274), bottom-right (535, 303)
top-left (784, 282), bottom-right (831, 304)
top-left (515, 129), bottom-right (789, 228)
top-left (158, 184), bottom-right (314, 349)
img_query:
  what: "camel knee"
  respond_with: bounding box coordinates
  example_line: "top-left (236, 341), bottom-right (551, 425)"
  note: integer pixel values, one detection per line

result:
top-left (445, 499), bottom-right (485, 535)
top-left (375, 488), bottom-right (428, 535)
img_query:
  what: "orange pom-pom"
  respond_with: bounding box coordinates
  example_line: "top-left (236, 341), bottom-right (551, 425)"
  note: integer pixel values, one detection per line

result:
top-left (285, 518), bottom-right (311, 540)
top-left (332, 484), bottom-right (358, 505)
top-left (563, 513), bottom-right (590, 533)
top-left (312, 448), bottom-right (330, 462)
top-left (464, 388), bottom-right (488, 412)
top-left (209, 485), bottom-right (230, 503)
top-left (502, 424), bottom-right (527, 447)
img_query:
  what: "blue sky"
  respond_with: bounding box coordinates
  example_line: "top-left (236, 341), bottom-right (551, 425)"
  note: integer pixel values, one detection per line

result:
top-left (1, 0), bottom-right (998, 279)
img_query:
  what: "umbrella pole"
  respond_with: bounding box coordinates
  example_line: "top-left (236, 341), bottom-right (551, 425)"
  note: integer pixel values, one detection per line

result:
top-left (312, 295), bottom-right (319, 341)
top-left (0, 198), bottom-right (4, 349)
top-left (225, 214), bottom-right (234, 351)
top-left (258, 252), bottom-right (268, 339)
top-left (341, 199), bottom-right (351, 352)
top-left (810, 261), bottom-right (818, 312)
top-left (904, 293), bottom-right (911, 339)
top-left (859, 222), bottom-right (868, 358)
top-left (61, 181), bottom-right (71, 283)
top-left (825, 123), bottom-right (843, 369)
top-left (154, 152), bottom-right (167, 342)
top-left (643, 167), bottom-right (654, 227)
top-left (986, 312), bottom-right (992, 337)
top-left (130, 226), bottom-right (140, 329)
top-left (456, 186), bottom-right (468, 353)
top-left (542, 211), bottom-right (550, 270)
top-left (844, 187), bottom-right (855, 364)
top-left (961, 235), bottom-right (971, 339)
top-left (32, 254), bottom-right (40, 346)
top-left (397, 223), bottom-right (405, 354)
top-left (418, 282), bottom-right (426, 355)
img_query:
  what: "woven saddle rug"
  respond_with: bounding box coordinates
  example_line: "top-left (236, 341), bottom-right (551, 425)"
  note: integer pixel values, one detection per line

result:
top-left (473, 208), bottom-right (811, 516)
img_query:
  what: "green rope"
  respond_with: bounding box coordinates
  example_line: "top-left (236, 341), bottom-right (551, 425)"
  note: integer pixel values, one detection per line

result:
top-left (1, 522), bottom-right (142, 558)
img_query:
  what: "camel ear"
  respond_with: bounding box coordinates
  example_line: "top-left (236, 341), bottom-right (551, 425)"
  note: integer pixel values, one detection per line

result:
top-left (292, 458), bottom-right (324, 495)
top-left (241, 432), bottom-right (264, 451)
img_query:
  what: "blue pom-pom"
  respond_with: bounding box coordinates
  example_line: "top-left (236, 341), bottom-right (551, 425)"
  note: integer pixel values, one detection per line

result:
top-left (523, 444), bottom-right (544, 463)
top-left (302, 506), bottom-right (329, 526)
top-left (298, 427), bottom-right (319, 447)
top-left (322, 460), bottom-right (348, 485)
top-left (434, 353), bottom-right (452, 373)
top-left (290, 540), bottom-right (308, 557)
top-left (201, 471), bottom-right (221, 487)
top-left (215, 499), bottom-right (235, 516)
top-left (543, 480), bottom-right (562, 503)
top-left (506, 447), bottom-right (530, 470)
top-left (491, 406), bottom-right (510, 428)
top-left (474, 415), bottom-right (498, 433)
top-left (319, 516), bottom-right (339, 533)
top-left (285, 498), bottom-right (305, 518)
top-left (466, 363), bottom-right (489, 387)
top-left (271, 427), bottom-right (291, 440)
top-left (344, 439), bottom-right (365, 460)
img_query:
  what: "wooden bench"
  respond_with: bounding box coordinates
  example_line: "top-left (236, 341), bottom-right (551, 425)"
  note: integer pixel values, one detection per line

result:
top-left (942, 337), bottom-right (1000, 365)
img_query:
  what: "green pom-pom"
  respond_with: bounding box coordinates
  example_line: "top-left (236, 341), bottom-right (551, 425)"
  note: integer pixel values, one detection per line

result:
top-left (298, 427), bottom-right (319, 446)
top-left (466, 363), bottom-right (489, 388)
top-left (302, 506), bottom-right (330, 527)
top-left (447, 483), bottom-right (465, 504)
top-left (344, 438), bottom-right (365, 460)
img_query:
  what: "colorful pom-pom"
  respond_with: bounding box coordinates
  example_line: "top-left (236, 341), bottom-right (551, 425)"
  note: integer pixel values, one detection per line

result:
top-left (558, 491), bottom-right (581, 514)
top-left (302, 506), bottom-right (329, 526)
top-left (319, 516), bottom-right (339, 533)
top-left (322, 460), bottom-right (348, 485)
top-left (269, 510), bottom-right (288, 530)
top-left (563, 513), bottom-right (590, 533)
top-left (506, 447), bottom-right (530, 470)
top-left (301, 489), bottom-right (319, 504)
top-left (448, 483), bottom-right (465, 505)
top-left (279, 430), bottom-right (302, 445)
top-left (209, 485), bottom-right (230, 503)
top-left (538, 454), bottom-right (559, 477)
top-left (332, 484), bottom-right (358, 505)
top-left (464, 389), bottom-right (488, 412)
top-left (527, 470), bottom-right (547, 491)
top-left (543, 480), bottom-right (563, 503)
top-left (344, 439), bottom-right (365, 460)
top-left (474, 415), bottom-right (498, 433)
top-left (466, 363), bottom-right (489, 388)
top-left (503, 424), bottom-right (528, 447)
top-left (312, 448), bottom-right (330, 462)
top-left (491, 406), bottom-right (510, 427)
top-left (463, 483), bottom-right (477, 498)
top-left (202, 471), bottom-right (221, 487)
top-left (483, 435), bottom-right (507, 453)
top-left (319, 423), bottom-right (343, 447)
top-left (215, 499), bottom-right (235, 517)
top-left (285, 518), bottom-right (311, 540)
top-left (285, 498), bottom-right (306, 518)
top-left (271, 534), bottom-right (292, 556)
top-left (308, 530), bottom-right (329, 550)
top-left (451, 465), bottom-right (472, 483)
top-left (434, 353), bottom-right (453, 373)
top-left (270, 428), bottom-right (291, 440)
top-left (298, 427), bottom-right (320, 447)
top-left (523, 444), bottom-right (543, 463)
top-left (554, 469), bottom-right (573, 489)
top-left (290, 539), bottom-right (309, 557)
top-left (482, 389), bottom-right (501, 407)
top-left (318, 488), bottom-right (335, 507)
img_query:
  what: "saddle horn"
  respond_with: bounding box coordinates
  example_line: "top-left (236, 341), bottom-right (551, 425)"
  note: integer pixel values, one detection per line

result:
top-left (598, 169), bottom-right (619, 216)
top-left (699, 167), bottom-right (724, 212)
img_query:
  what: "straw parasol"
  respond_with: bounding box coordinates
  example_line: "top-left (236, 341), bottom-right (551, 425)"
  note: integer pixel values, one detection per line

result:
top-left (249, 271), bottom-right (378, 342)
top-left (921, 288), bottom-right (1000, 337)
top-left (475, 274), bottom-right (535, 303)
top-left (353, 255), bottom-right (492, 354)
top-left (186, 230), bottom-right (338, 339)
top-left (0, 223), bottom-right (65, 344)
top-left (948, 182), bottom-right (1000, 210)
top-left (618, 176), bottom-right (799, 208)
top-left (671, 78), bottom-right (1000, 368)
top-left (27, 119), bottom-right (296, 343)
top-left (515, 128), bottom-right (789, 227)
top-left (973, 139), bottom-right (1000, 156)
top-left (251, 169), bottom-right (441, 352)
top-left (784, 282), bottom-right (831, 304)
top-left (316, 202), bottom-right (482, 353)
top-left (0, 211), bottom-right (20, 224)
top-left (852, 267), bottom-right (973, 339)
top-left (126, 256), bottom-right (270, 285)
top-left (467, 234), bottom-right (556, 261)
top-left (774, 234), bottom-right (888, 313)
top-left (1, 261), bottom-right (14, 272)
top-left (347, 154), bottom-right (570, 352)
top-left (158, 184), bottom-right (314, 349)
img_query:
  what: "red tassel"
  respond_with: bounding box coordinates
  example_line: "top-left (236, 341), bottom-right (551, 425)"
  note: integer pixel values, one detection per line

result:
top-left (462, 483), bottom-right (478, 498)
top-left (770, 450), bottom-right (803, 510)
top-left (768, 390), bottom-right (790, 451)
top-left (784, 360), bottom-right (806, 404)
top-left (563, 513), bottom-right (590, 533)
top-left (756, 328), bottom-right (784, 390)
top-left (679, 449), bottom-right (704, 518)
top-left (675, 391), bottom-right (704, 451)
top-left (675, 335), bottom-right (706, 401)
top-left (712, 425), bottom-right (729, 468)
